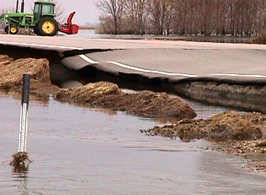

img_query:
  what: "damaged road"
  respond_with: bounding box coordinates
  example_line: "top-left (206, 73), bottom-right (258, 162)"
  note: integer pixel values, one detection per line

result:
top-left (1, 45), bottom-right (266, 174)
top-left (1, 45), bottom-right (266, 113)
top-left (0, 53), bottom-right (196, 121)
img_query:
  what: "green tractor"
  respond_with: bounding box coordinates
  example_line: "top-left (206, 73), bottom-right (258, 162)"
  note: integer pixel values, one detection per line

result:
top-left (0, 0), bottom-right (59, 36)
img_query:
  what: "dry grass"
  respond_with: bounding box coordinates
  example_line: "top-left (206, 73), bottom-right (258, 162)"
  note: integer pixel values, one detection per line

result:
top-left (0, 55), bottom-right (51, 90)
top-left (142, 111), bottom-right (265, 142)
top-left (56, 81), bottom-right (196, 121)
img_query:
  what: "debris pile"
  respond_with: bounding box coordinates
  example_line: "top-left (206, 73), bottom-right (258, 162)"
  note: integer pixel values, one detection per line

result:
top-left (141, 111), bottom-right (265, 142)
top-left (141, 111), bottom-right (266, 172)
top-left (56, 82), bottom-right (196, 120)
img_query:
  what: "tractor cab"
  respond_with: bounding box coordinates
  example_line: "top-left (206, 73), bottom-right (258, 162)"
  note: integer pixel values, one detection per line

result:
top-left (33, 0), bottom-right (55, 24)
top-left (32, 0), bottom-right (58, 36)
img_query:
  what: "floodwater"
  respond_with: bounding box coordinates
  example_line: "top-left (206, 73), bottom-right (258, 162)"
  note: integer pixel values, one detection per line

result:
top-left (67, 29), bottom-right (154, 40)
top-left (0, 94), bottom-right (266, 195)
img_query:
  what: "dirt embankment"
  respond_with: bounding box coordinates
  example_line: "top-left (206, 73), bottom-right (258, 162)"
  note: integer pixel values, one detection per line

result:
top-left (175, 81), bottom-right (266, 113)
top-left (55, 82), bottom-right (196, 120)
top-left (0, 55), bottom-right (59, 97)
top-left (0, 54), bottom-right (196, 121)
top-left (141, 111), bottom-right (266, 172)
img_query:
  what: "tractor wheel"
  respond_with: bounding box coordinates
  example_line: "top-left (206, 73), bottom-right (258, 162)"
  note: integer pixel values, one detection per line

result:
top-left (37, 17), bottom-right (58, 36)
top-left (5, 25), bottom-right (19, 34)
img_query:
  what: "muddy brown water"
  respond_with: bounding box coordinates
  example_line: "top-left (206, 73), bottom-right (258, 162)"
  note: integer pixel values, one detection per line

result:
top-left (0, 94), bottom-right (266, 195)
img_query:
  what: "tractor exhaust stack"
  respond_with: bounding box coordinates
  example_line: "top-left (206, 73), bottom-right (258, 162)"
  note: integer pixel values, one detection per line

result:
top-left (16, 0), bottom-right (19, 13)
top-left (21, 0), bottom-right (25, 13)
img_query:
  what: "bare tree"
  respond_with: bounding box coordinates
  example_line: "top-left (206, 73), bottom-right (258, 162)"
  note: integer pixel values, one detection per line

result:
top-left (98, 0), bottom-right (124, 34)
top-left (147, 0), bottom-right (175, 34)
top-left (124, 0), bottom-right (147, 34)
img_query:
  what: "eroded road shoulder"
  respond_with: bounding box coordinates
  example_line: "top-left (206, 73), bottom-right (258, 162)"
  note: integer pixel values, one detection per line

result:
top-left (0, 54), bottom-right (196, 121)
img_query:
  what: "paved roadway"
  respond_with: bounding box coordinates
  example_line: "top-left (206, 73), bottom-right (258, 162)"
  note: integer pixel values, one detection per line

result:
top-left (1, 34), bottom-right (266, 82)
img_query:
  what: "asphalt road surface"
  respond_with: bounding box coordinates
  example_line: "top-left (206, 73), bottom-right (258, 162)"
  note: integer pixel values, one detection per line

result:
top-left (1, 34), bottom-right (266, 82)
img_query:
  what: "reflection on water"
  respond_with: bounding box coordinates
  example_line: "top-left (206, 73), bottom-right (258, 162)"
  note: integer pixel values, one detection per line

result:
top-left (12, 171), bottom-right (29, 195)
top-left (0, 94), bottom-right (265, 195)
top-left (12, 164), bottom-right (29, 175)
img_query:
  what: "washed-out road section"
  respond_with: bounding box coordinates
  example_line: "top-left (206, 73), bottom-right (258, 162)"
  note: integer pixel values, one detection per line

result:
top-left (1, 34), bottom-right (266, 112)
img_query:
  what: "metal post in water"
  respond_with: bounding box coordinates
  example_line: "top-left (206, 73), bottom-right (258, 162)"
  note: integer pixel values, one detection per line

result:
top-left (18, 74), bottom-right (30, 153)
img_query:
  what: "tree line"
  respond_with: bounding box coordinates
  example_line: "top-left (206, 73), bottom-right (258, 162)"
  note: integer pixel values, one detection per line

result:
top-left (97, 0), bottom-right (266, 36)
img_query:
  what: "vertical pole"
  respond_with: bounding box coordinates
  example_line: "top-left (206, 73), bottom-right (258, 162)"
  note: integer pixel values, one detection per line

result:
top-left (21, 0), bottom-right (25, 13)
top-left (18, 74), bottom-right (30, 153)
top-left (16, 0), bottom-right (19, 13)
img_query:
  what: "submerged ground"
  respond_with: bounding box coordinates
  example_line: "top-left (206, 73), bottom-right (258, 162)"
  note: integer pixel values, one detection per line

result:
top-left (1, 95), bottom-right (266, 194)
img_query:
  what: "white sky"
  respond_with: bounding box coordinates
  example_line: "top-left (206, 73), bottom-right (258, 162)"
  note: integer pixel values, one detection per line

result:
top-left (1, 0), bottom-right (101, 25)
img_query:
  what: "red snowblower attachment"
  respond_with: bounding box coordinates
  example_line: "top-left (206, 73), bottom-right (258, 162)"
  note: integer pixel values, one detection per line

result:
top-left (59, 12), bottom-right (79, 34)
